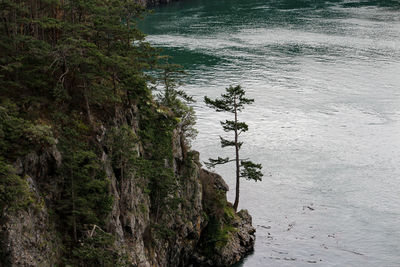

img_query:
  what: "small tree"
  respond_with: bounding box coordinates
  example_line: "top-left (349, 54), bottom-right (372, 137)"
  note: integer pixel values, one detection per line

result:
top-left (155, 58), bottom-right (198, 148)
top-left (204, 85), bottom-right (263, 211)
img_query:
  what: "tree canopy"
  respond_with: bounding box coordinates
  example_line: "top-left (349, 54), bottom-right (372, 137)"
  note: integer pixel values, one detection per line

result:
top-left (0, 1), bottom-right (196, 265)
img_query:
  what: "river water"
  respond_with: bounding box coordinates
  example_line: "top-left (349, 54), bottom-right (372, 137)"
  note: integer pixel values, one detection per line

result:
top-left (140, 0), bottom-right (400, 266)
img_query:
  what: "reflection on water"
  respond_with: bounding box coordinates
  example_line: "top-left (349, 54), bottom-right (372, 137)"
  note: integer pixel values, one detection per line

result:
top-left (141, 0), bottom-right (400, 266)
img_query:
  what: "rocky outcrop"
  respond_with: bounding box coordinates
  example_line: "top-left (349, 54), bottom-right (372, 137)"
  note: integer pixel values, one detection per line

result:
top-left (1, 148), bottom-right (61, 267)
top-left (190, 210), bottom-right (255, 267)
top-left (0, 205), bottom-right (60, 267)
top-left (0, 105), bottom-right (255, 267)
top-left (191, 170), bottom-right (256, 267)
top-left (215, 210), bottom-right (256, 266)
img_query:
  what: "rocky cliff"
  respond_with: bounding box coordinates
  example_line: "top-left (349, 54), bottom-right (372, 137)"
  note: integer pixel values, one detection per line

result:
top-left (0, 1), bottom-right (255, 265)
top-left (0, 104), bottom-right (255, 267)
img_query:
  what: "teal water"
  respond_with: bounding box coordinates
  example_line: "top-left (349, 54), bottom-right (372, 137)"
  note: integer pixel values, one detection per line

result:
top-left (141, 1), bottom-right (400, 266)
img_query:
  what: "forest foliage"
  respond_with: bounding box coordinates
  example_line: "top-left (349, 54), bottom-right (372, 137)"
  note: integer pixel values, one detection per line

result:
top-left (0, 0), bottom-right (197, 265)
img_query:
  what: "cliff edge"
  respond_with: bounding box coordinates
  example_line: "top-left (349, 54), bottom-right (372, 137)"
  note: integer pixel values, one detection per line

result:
top-left (0, 1), bottom-right (255, 265)
top-left (0, 105), bottom-right (255, 267)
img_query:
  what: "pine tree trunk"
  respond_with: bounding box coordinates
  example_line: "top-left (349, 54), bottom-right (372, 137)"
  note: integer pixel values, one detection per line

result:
top-left (83, 80), bottom-right (93, 125)
top-left (233, 97), bottom-right (240, 212)
top-left (71, 167), bottom-right (77, 242)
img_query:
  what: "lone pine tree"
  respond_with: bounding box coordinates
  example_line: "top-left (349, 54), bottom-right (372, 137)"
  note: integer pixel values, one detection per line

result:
top-left (204, 85), bottom-right (263, 211)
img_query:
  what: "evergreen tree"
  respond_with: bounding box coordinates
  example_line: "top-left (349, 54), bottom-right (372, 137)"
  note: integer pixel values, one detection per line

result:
top-left (0, 0), bottom-right (203, 264)
top-left (153, 57), bottom-right (197, 148)
top-left (0, 0), bottom-right (179, 264)
top-left (204, 85), bottom-right (263, 211)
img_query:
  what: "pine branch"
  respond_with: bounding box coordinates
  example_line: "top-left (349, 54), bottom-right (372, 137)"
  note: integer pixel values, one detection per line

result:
top-left (220, 120), bottom-right (248, 132)
top-left (177, 89), bottom-right (195, 103)
top-left (204, 157), bottom-right (234, 169)
top-left (219, 136), bottom-right (243, 148)
top-left (204, 96), bottom-right (233, 112)
top-left (240, 160), bottom-right (263, 181)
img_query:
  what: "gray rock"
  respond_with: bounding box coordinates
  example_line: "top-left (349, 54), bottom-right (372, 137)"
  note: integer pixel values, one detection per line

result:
top-left (200, 169), bottom-right (229, 192)
top-left (2, 104), bottom-right (255, 267)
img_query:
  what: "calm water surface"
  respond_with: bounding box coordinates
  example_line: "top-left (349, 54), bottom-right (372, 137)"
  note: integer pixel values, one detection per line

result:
top-left (141, 0), bottom-right (400, 266)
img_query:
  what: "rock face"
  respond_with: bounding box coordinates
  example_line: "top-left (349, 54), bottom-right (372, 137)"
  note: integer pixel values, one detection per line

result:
top-left (190, 210), bottom-right (255, 267)
top-left (191, 170), bottom-right (256, 267)
top-left (0, 105), bottom-right (255, 267)
top-left (1, 207), bottom-right (60, 267)
top-left (216, 209), bottom-right (256, 266)
top-left (1, 148), bottom-right (61, 267)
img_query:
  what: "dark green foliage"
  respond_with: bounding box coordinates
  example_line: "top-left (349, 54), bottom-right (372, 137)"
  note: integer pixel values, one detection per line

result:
top-left (204, 85), bottom-right (263, 211)
top-left (202, 216), bottom-right (237, 252)
top-left (156, 61), bottom-right (189, 107)
top-left (0, 0), bottom-right (156, 123)
top-left (221, 120), bottom-right (248, 133)
top-left (138, 104), bottom-right (179, 221)
top-left (56, 148), bottom-right (113, 236)
top-left (199, 172), bottom-right (237, 255)
top-left (240, 160), bottom-right (263, 182)
top-left (205, 156), bottom-right (233, 167)
top-left (152, 223), bottom-right (176, 240)
top-left (70, 229), bottom-right (116, 266)
top-left (70, 227), bottom-right (133, 267)
top-left (179, 104), bottom-right (198, 145)
top-left (106, 125), bottom-right (139, 181)
top-left (0, 0), bottom-right (197, 264)
top-left (0, 158), bottom-right (33, 213)
top-left (53, 120), bottom-right (114, 266)
top-left (55, 115), bottom-right (113, 243)
top-left (0, 101), bottom-right (56, 161)
top-left (204, 85), bottom-right (254, 113)
top-left (1, 0), bottom-right (152, 263)
top-left (220, 136), bottom-right (242, 148)
top-left (153, 57), bottom-right (198, 146)
top-left (0, 100), bottom-right (54, 214)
